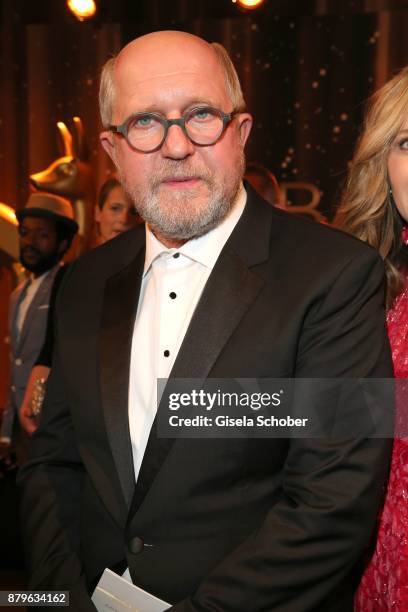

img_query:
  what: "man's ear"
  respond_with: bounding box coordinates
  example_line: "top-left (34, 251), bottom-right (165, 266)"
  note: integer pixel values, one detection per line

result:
top-left (237, 113), bottom-right (253, 148)
top-left (100, 131), bottom-right (117, 165)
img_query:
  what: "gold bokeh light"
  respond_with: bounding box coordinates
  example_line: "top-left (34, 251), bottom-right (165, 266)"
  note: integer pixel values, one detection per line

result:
top-left (67, 0), bottom-right (97, 21)
top-left (233, 0), bottom-right (265, 8)
top-left (0, 203), bottom-right (17, 226)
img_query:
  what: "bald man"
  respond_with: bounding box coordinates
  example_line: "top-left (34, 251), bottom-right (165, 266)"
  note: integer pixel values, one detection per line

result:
top-left (19, 31), bottom-right (392, 611)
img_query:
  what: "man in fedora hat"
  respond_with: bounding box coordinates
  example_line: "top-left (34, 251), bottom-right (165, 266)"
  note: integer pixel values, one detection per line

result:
top-left (0, 192), bottom-right (78, 464)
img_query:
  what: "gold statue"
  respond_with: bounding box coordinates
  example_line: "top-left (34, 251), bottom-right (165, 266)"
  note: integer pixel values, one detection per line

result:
top-left (30, 117), bottom-right (95, 255)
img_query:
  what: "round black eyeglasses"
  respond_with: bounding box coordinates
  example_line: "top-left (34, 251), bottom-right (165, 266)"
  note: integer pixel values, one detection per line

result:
top-left (107, 106), bottom-right (239, 153)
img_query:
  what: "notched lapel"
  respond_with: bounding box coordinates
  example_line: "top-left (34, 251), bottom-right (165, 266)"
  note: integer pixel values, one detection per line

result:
top-left (10, 280), bottom-right (29, 350)
top-left (17, 269), bottom-right (57, 351)
top-left (100, 251), bottom-right (144, 510)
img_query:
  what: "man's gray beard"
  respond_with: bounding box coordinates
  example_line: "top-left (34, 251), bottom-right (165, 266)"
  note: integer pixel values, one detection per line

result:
top-left (119, 154), bottom-right (245, 241)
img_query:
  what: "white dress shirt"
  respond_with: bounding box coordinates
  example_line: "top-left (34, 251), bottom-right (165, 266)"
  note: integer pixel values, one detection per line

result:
top-left (128, 184), bottom-right (247, 481)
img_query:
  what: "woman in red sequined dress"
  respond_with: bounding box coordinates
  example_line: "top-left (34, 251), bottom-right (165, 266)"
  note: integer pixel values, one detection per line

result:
top-left (336, 67), bottom-right (408, 610)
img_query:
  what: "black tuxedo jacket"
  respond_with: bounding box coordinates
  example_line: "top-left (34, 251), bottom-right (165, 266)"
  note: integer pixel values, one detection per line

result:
top-left (19, 186), bottom-right (393, 611)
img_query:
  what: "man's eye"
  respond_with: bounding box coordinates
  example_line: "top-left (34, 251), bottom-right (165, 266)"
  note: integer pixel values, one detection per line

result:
top-left (191, 108), bottom-right (212, 121)
top-left (132, 115), bottom-right (157, 129)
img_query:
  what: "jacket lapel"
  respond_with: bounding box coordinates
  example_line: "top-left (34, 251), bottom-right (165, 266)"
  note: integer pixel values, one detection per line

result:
top-left (170, 249), bottom-right (265, 380)
top-left (10, 280), bottom-right (29, 351)
top-left (100, 247), bottom-right (145, 510)
top-left (131, 185), bottom-right (273, 515)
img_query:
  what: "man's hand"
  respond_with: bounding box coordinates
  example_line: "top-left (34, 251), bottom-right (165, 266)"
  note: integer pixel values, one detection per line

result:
top-left (19, 365), bottom-right (51, 435)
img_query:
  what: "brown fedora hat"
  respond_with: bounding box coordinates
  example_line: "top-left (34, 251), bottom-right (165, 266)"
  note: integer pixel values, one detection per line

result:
top-left (16, 192), bottom-right (79, 233)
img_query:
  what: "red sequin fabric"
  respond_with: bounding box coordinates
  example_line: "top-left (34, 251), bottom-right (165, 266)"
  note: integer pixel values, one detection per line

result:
top-left (355, 274), bottom-right (408, 611)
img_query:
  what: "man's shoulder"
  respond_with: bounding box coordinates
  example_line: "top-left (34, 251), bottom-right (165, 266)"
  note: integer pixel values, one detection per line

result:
top-left (10, 278), bottom-right (26, 299)
top-left (55, 225), bottom-right (145, 313)
top-left (269, 204), bottom-right (381, 267)
top-left (243, 186), bottom-right (382, 274)
top-left (70, 224), bottom-right (145, 281)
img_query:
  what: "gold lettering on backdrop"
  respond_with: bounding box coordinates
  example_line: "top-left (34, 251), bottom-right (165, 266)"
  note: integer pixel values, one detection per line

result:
top-left (280, 182), bottom-right (327, 223)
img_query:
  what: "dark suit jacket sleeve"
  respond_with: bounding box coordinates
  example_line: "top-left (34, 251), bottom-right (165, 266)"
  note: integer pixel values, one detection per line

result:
top-left (17, 264), bottom-right (96, 611)
top-left (172, 249), bottom-right (393, 611)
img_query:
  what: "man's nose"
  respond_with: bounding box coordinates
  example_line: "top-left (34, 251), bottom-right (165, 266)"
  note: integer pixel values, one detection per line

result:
top-left (160, 124), bottom-right (195, 159)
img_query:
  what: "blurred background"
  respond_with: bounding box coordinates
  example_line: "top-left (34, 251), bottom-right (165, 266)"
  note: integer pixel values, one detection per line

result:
top-left (1, 0), bottom-right (408, 219)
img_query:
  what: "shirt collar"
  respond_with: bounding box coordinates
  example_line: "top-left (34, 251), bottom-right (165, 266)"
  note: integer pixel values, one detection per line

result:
top-left (143, 183), bottom-right (247, 275)
top-left (28, 268), bottom-right (52, 287)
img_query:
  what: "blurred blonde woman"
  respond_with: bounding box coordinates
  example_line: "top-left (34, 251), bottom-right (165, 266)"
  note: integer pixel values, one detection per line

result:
top-left (335, 66), bottom-right (408, 611)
